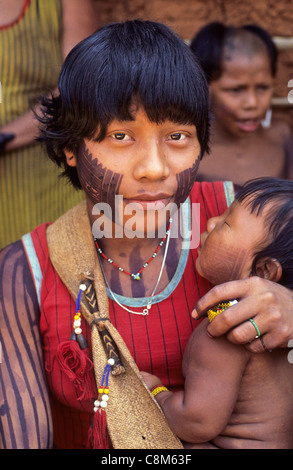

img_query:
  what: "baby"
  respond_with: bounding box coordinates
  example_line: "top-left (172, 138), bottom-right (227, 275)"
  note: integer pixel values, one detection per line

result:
top-left (143, 177), bottom-right (293, 449)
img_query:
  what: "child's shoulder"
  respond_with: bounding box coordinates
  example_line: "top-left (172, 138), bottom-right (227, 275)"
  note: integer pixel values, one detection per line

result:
top-left (269, 118), bottom-right (292, 140)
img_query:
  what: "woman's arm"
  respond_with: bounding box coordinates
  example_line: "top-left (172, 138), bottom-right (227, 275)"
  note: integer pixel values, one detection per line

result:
top-left (61, 0), bottom-right (99, 58)
top-left (1, 0), bottom-right (99, 154)
top-left (193, 277), bottom-right (293, 353)
top-left (0, 242), bottom-right (53, 448)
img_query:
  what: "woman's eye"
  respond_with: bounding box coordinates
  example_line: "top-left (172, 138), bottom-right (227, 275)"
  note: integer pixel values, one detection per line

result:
top-left (169, 133), bottom-right (186, 141)
top-left (113, 133), bottom-right (128, 140)
top-left (109, 132), bottom-right (132, 141)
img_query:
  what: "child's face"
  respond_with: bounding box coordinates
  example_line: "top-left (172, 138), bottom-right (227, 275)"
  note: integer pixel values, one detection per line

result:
top-left (68, 106), bottom-right (201, 234)
top-left (209, 52), bottom-right (274, 138)
top-left (196, 200), bottom-right (267, 285)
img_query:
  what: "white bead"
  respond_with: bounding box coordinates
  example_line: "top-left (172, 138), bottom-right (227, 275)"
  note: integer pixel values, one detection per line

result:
top-left (108, 358), bottom-right (115, 366)
top-left (94, 400), bottom-right (100, 407)
top-left (80, 284), bottom-right (86, 291)
top-left (100, 400), bottom-right (107, 408)
top-left (94, 406), bottom-right (99, 412)
top-left (73, 319), bottom-right (81, 328)
top-left (74, 327), bottom-right (82, 335)
top-left (101, 394), bottom-right (109, 401)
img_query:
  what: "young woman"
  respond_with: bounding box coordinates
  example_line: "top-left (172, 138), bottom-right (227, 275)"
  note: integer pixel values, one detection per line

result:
top-left (0, 20), bottom-right (292, 450)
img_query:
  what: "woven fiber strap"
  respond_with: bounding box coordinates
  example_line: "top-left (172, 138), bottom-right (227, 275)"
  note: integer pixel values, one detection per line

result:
top-left (46, 201), bottom-right (182, 449)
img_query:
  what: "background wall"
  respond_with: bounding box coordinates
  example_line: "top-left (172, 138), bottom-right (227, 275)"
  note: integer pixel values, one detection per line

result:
top-left (93, 0), bottom-right (293, 129)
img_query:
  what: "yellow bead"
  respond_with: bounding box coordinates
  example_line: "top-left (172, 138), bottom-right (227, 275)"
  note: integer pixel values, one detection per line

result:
top-left (207, 309), bottom-right (219, 322)
top-left (208, 302), bottom-right (232, 322)
top-left (74, 313), bottom-right (81, 320)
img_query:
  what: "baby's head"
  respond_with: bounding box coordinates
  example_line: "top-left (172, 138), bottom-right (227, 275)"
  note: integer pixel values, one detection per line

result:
top-left (190, 22), bottom-right (277, 136)
top-left (196, 178), bottom-right (293, 288)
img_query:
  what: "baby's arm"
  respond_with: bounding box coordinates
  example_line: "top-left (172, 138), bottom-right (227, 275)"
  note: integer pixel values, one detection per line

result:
top-left (143, 319), bottom-right (250, 444)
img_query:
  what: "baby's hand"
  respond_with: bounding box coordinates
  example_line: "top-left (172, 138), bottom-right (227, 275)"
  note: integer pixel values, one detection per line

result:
top-left (141, 371), bottom-right (163, 390)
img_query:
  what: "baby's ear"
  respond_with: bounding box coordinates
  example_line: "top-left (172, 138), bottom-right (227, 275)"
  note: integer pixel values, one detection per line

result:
top-left (64, 149), bottom-right (77, 167)
top-left (254, 257), bottom-right (282, 282)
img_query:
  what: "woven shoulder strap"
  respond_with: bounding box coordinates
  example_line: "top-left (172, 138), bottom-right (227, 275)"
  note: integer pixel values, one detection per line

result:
top-left (46, 201), bottom-right (182, 449)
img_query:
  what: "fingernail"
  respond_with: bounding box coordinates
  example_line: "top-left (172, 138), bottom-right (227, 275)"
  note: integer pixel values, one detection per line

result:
top-left (191, 308), bottom-right (198, 319)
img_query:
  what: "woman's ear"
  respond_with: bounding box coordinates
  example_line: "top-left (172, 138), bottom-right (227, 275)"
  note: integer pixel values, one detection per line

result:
top-left (254, 257), bottom-right (283, 282)
top-left (64, 150), bottom-right (77, 167)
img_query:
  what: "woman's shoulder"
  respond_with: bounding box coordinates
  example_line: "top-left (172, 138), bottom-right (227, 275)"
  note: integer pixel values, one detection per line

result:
top-left (190, 180), bottom-right (234, 213)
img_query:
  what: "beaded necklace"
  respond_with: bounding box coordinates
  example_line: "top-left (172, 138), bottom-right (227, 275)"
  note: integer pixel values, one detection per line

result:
top-left (94, 219), bottom-right (172, 281)
top-left (97, 219), bottom-right (172, 315)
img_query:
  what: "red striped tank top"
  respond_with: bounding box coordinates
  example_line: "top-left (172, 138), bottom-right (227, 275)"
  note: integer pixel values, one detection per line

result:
top-left (22, 181), bottom-right (234, 448)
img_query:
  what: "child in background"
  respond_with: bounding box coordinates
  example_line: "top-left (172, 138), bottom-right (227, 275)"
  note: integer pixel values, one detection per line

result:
top-left (190, 22), bottom-right (293, 189)
top-left (142, 177), bottom-right (293, 449)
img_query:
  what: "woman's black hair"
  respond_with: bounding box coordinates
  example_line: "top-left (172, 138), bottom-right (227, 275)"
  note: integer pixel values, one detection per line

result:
top-left (235, 177), bottom-right (293, 289)
top-left (38, 19), bottom-right (210, 189)
top-left (190, 21), bottom-right (277, 83)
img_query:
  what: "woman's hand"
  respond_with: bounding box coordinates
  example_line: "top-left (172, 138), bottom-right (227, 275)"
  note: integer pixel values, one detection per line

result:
top-left (192, 277), bottom-right (293, 353)
top-left (141, 371), bottom-right (163, 390)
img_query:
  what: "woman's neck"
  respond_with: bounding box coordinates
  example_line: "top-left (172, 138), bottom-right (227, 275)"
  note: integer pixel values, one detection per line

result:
top-left (87, 199), bottom-right (182, 298)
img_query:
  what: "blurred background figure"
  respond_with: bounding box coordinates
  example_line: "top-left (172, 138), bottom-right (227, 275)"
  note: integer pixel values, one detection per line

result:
top-left (190, 22), bottom-right (293, 190)
top-left (0, 0), bottom-right (100, 248)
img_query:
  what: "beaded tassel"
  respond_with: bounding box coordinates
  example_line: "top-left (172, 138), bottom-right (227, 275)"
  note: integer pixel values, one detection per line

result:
top-left (71, 283), bottom-right (88, 349)
top-left (94, 358), bottom-right (115, 411)
top-left (87, 358), bottom-right (115, 449)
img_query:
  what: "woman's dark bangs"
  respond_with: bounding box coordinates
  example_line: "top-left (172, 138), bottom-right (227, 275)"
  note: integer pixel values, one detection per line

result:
top-left (56, 20), bottom-right (209, 146)
top-left (93, 60), bottom-right (203, 134)
top-left (137, 72), bottom-right (202, 125)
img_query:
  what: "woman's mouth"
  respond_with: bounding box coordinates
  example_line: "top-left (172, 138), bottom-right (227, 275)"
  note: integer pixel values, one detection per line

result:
top-left (124, 194), bottom-right (172, 211)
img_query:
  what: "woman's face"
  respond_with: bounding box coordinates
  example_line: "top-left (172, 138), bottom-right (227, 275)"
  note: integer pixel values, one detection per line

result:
top-left (67, 106), bottom-right (201, 235)
top-left (209, 52), bottom-right (274, 138)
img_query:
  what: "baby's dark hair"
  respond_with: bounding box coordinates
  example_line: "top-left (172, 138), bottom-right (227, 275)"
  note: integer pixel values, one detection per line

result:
top-left (236, 178), bottom-right (293, 289)
top-left (38, 19), bottom-right (210, 189)
top-left (190, 21), bottom-right (277, 83)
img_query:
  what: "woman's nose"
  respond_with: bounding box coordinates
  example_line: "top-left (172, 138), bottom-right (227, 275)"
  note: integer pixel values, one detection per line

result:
top-left (133, 141), bottom-right (170, 181)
